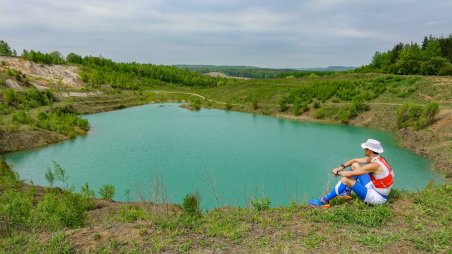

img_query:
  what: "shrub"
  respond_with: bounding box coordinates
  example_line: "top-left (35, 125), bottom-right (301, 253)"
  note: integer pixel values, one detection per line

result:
top-left (292, 99), bottom-right (302, 116)
top-left (0, 104), bottom-right (13, 115)
top-left (182, 193), bottom-right (201, 217)
top-left (251, 197), bottom-right (271, 211)
top-left (30, 191), bottom-right (89, 230)
top-left (0, 189), bottom-right (34, 233)
top-left (0, 159), bottom-right (20, 190)
top-left (3, 89), bottom-right (19, 106)
top-left (225, 102), bottom-right (232, 110)
top-left (313, 107), bottom-right (326, 119)
top-left (99, 184), bottom-right (115, 200)
top-left (35, 110), bottom-right (89, 137)
top-left (438, 64), bottom-right (452, 75)
top-left (12, 111), bottom-right (33, 124)
top-left (252, 99), bottom-right (259, 110)
top-left (397, 102), bottom-right (439, 129)
top-left (45, 167), bottom-right (55, 187)
top-left (80, 182), bottom-right (95, 199)
top-left (24, 89), bottom-right (54, 107)
top-left (279, 98), bottom-right (288, 112)
top-left (189, 99), bottom-right (201, 111)
top-left (118, 206), bottom-right (146, 223)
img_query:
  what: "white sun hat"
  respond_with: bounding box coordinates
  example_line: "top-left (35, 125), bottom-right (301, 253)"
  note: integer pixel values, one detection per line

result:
top-left (361, 139), bottom-right (384, 153)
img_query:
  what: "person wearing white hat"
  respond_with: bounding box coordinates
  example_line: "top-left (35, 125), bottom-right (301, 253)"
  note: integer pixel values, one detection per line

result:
top-left (309, 139), bottom-right (394, 208)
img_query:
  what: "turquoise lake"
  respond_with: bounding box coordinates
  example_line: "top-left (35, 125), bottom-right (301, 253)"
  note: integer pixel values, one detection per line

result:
top-left (4, 103), bottom-right (442, 209)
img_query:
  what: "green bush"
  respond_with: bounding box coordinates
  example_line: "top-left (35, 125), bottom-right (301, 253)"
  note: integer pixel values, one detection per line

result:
top-left (0, 159), bottom-right (20, 190)
top-left (279, 98), bottom-right (288, 112)
top-left (118, 206), bottom-right (146, 223)
top-left (30, 191), bottom-right (89, 230)
top-left (189, 99), bottom-right (201, 111)
top-left (24, 89), bottom-right (54, 107)
top-left (99, 184), bottom-right (115, 200)
top-left (35, 110), bottom-right (89, 137)
top-left (12, 111), bottom-right (33, 124)
top-left (292, 99), bottom-right (302, 116)
top-left (397, 102), bottom-right (439, 129)
top-left (80, 182), bottom-right (95, 199)
top-left (0, 104), bottom-right (13, 115)
top-left (182, 193), bottom-right (201, 217)
top-left (251, 197), bottom-right (271, 211)
top-left (0, 189), bottom-right (34, 233)
top-left (3, 89), bottom-right (19, 106)
top-left (252, 99), bottom-right (259, 110)
top-left (225, 102), bottom-right (232, 110)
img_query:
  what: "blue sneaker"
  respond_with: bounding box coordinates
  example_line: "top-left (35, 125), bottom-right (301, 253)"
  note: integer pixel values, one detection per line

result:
top-left (309, 197), bottom-right (331, 208)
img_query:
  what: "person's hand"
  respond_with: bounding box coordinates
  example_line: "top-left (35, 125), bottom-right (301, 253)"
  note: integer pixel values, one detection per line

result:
top-left (332, 167), bottom-right (343, 176)
top-left (338, 170), bottom-right (351, 177)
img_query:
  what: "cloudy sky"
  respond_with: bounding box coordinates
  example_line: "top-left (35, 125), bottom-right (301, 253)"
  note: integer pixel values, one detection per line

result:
top-left (1, 0), bottom-right (451, 68)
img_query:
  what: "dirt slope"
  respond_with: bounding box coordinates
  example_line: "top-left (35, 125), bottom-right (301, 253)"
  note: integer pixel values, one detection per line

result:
top-left (0, 56), bottom-right (83, 89)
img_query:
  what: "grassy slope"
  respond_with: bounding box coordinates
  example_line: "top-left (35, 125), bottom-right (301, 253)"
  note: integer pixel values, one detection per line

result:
top-left (1, 64), bottom-right (451, 253)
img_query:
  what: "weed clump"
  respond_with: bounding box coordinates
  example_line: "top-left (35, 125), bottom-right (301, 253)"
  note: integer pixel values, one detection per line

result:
top-left (182, 193), bottom-right (201, 217)
top-left (251, 197), bottom-right (271, 211)
top-left (99, 184), bottom-right (115, 200)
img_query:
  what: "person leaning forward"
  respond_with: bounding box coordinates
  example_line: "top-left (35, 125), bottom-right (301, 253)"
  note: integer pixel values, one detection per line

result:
top-left (309, 139), bottom-right (394, 208)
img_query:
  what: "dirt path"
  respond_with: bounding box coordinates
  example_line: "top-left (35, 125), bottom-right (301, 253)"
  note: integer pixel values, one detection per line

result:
top-left (147, 90), bottom-right (452, 109)
top-left (146, 90), bottom-right (240, 105)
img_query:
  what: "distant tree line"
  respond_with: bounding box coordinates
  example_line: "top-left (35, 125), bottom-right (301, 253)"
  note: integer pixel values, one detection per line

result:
top-left (17, 47), bottom-right (221, 88)
top-left (78, 56), bottom-right (220, 89)
top-left (177, 65), bottom-right (297, 79)
top-left (276, 71), bottom-right (338, 78)
top-left (22, 50), bottom-right (65, 64)
top-left (357, 35), bottom-right (452, 75)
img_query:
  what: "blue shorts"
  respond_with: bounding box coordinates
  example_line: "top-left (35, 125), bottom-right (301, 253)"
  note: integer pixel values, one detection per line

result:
top-left (351, 174), bottom-right (388, 205)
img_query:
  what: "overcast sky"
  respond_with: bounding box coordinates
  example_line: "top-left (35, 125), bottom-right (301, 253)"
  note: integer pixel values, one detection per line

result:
top-left (1, 0), bottom-right (451, 68)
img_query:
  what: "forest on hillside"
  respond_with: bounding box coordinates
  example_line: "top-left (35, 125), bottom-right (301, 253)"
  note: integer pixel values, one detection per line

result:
top-left (357, 35), bottom-right (452, 75)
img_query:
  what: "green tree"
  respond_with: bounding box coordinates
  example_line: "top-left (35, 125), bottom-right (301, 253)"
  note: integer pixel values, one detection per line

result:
top-left (182, 193), bottom-right (201, 217)
top-left (421, 56), bottom-right (451, 75)
top-left (424, 39), bottom-right (442, 58)
top-left (370, 51), bottom-right (390, 69)
top-left (66, 53), bottom-right (83, 64)
top-left (395, 43), bottom-right (424, 74)
top-left (0, 40), bottom-right (12, 56)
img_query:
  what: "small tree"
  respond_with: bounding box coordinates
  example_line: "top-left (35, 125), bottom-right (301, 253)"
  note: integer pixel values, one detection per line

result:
top-left (99, 184), bottom-right (115, 200)
top-left (66, 52), bottom-right (83, 64)
top-left (53, 162), bottom-right (69, 189)
top-left (81, 182), bottom-right (95, 198)
top-left (44, 167), bottom-right (55, 188)
top-left (279, 98), bottom-right (288, 112)
top-left (182, 193), bottom-right (201, 217)
top-left (0, 40), bottom-right (12, 56)
top-left (293, 99), bottom-right (302, 116)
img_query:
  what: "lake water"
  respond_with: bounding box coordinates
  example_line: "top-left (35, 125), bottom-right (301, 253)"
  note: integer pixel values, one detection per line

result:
top-left (4, 103), bottom-right (442, 209)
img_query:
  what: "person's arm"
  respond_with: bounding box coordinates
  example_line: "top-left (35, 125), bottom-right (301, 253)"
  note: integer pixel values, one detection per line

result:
top-left (338, 162), bottom-right (379, 177)
top-left (332, 157), bottom-right (370, 176)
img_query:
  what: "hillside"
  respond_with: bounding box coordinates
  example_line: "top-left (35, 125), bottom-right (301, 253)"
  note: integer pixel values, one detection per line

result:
top-left (0, 54), bottom-right (451, 253)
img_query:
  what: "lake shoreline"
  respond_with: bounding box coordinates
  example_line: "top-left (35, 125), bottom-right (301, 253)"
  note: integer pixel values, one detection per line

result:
top-left (2, 95), bottom-right (450, 180)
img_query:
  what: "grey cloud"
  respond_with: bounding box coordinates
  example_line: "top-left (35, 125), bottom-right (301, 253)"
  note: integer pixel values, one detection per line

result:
top-left (0, 0), bottom-right (451, 67)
